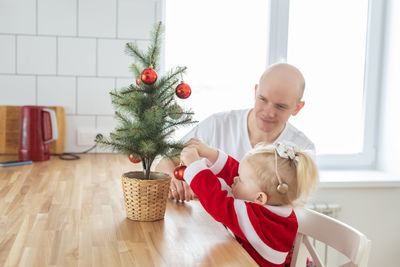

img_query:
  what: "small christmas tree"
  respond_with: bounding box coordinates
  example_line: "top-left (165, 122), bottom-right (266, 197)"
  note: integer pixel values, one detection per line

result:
top-left (95, 21), bottom-right (196, 179)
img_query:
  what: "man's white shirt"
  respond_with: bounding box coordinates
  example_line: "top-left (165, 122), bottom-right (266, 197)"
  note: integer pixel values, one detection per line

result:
top-left (182, 109), bottom-right (315, 160)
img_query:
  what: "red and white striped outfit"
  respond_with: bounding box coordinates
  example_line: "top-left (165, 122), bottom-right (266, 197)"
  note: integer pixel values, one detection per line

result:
top-left (183, 150), bottom-right (298, 267)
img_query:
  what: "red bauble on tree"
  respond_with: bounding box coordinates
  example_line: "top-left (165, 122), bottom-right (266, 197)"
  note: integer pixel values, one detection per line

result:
top-left (141, 67), bottom-right (157, 84)
top-left (135, 77), bottom-right (141, 86)
top-left (175, 82), bottom-right (191, 99)
top-left (129, 154), bottom-right (141, 163)
top-left (173, 165), bottom-right (187, 180)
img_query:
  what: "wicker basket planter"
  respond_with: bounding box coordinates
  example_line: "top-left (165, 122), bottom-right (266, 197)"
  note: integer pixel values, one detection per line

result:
top-left (121, 171), bottom-right (171, 221)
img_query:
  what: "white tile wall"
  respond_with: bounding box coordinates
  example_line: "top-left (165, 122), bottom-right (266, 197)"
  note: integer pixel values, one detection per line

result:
top-left (0, 0), bottom-right (36, 34)
top-left (98, 39), bottom-right (132, 77)
top-left (0, 75), bottom-right (36, 105)
top-left (77, 77), bottom-right (114, 115)
top-left (58, 37), bottom-right (97, 76)
top-left (116, 78), bottom-right (135, 88)
top-left (17, 36), bottom-right (57, 75)
top-left (78, 0), bottom-right (117, 38)
top-left (0, 0), bottom-right (160, 153)
top-left (136, 40), bottom-right (152, 53)
top-left (118, 0), bottom-right (156, 39)
top-left (0, 35), bottom-right (16, 73)
top-left (37, 76), bottom-right (76, 114)
top-left (38, 0), bottom-right (77, 36)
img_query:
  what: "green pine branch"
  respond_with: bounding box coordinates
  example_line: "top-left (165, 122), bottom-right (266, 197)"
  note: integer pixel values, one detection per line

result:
top-left (95, 21), bottom-right (196, 179)
top-left (129, 63), bottom-right (141, 77)
top-left (115, 111), bottom-right (131, 124)
top-left (125, 42), bottom-right (148, 66)
top-left (120, 84), bottom-right (149, 95)
top-left (147, 21), bottom-right (163, 69)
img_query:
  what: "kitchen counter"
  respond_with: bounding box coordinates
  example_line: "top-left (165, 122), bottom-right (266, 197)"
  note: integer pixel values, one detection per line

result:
top-left (0, 154), bottom-right (257, 266)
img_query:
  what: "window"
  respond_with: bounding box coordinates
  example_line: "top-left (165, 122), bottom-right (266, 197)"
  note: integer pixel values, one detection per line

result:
top-left (165, 0), bottom-right (268, 138)
top-left (164, 0), bottom-right (385, 169)
top-left (287, 0), bottom-right (368, 156)
top-left (284, 0), bottom-right (384, 168)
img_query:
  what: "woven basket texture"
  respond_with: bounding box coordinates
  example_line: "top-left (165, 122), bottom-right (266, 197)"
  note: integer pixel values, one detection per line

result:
top-left (121, 171), bottom-right (171, 221)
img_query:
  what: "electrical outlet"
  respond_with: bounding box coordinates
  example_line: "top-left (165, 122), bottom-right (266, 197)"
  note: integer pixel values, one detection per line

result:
top-left (77, 128), bottom-right (110, 146)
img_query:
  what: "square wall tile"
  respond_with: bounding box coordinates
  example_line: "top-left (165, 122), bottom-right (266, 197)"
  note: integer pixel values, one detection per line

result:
top-left (98, 39), bottom-right (133, 77)
top-left (0, 75), bottom-right (36, 105)
top-left (65, 115), bottom-right (96, 152)
top-left (0, 0), bottom-right (36, 34)
top-left (58, 37), bottom-right (96, 76)
top-left (77, 77), bottom-right (114, 115)
top-left (37, 76), bottom-right (76, 114)
top-left (38, 0), bottom-right (77, 36)
top-left (97, 115), bottom-right (118, 130)
top-left (17, 36), bottom-right (57, 75)
top-left (0, 35), bottom-right (16, 73)
top-left (116, 78), bottom-right (134, 89)
top-left (78, 0), bottom-right (117, 38)
top-left (118, 0), bottom-right (156, 39)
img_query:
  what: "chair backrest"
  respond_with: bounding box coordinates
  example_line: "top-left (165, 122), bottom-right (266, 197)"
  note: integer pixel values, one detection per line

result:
top-left (290, 207), bottom-right (371, 267)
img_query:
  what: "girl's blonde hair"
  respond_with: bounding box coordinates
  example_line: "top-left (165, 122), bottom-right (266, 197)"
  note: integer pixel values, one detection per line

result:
top-left (243, 142), bottom-right (319, 206)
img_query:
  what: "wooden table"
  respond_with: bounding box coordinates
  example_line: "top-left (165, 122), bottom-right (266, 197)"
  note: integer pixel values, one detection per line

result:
top-left (0, 154), bottom-right (257, 266)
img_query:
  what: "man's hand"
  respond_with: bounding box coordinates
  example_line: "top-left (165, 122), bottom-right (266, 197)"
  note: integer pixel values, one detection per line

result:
top-left (168, 146), bottom-right (200, 202)
top-left (169, 177), bottom-right (195, 201)
top-left (156, 157), bottom-right (194, 201)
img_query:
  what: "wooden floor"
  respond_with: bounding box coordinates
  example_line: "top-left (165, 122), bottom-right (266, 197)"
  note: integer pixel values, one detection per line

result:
top-left (0, 154), bottom-right (257, 267)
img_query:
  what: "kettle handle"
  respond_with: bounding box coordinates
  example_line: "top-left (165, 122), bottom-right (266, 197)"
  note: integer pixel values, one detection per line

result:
top-left (42, 108), bottom-right (58, 144)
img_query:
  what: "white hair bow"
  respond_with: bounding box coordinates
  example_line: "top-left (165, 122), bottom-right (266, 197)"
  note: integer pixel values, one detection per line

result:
top-left (275, 141), bottom-right (299, 162)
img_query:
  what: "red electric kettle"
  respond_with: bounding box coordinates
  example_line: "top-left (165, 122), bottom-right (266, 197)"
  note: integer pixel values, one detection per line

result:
top-left (18, 106), bottom-right (58, 161)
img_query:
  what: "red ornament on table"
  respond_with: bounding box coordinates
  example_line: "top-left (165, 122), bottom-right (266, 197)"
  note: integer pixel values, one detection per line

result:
top-left (129, 154), bottom-right (141, 163)
top-left (175, 83), bottom-right (191, 99)
top-left (174, 165), bottom-right (187, 180)
top-left (141, 67), bottom-right (157, 84)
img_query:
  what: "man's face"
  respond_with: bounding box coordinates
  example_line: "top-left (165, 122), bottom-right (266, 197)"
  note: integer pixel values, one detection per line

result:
top-left (253, 75), bottom-right (303, 133)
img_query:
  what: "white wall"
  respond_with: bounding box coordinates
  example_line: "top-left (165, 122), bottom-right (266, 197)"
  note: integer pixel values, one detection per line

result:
top-left (0, 0), bottom-right (160, 153)
top-left (311, 185), bottom-right (400, 267)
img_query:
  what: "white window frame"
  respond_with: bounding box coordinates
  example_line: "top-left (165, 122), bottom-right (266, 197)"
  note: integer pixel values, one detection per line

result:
top-left (257, 0), bottom-right (385, 170)
top-left (160, 0), bottom-right (386, 170)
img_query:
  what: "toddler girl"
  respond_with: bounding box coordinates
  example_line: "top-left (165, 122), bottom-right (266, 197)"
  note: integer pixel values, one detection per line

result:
top-left (180, 138), bottom-right (319, 267)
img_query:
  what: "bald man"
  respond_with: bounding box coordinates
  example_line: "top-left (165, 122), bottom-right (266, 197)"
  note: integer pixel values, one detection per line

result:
top-left (156, 63), bottom-right (314, 201)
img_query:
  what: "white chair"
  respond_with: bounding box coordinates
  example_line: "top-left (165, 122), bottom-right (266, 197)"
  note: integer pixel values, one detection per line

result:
top-left (290, 207), bottom-right (371, 267)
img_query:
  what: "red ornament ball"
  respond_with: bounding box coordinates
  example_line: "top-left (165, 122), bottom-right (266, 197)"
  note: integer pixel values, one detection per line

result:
top-left (135, 77), bottom-right (141, 86)
top-left (129, 154), bottom-right (141, 164)
top-left (173, 165), bottom-right (187, 180)
top-left (141, 68), bottom-right (157, 84)
top-left (175, 83), bottom-right (191, 99)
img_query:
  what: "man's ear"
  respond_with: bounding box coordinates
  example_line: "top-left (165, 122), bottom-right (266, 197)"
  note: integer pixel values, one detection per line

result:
top-left (255, 192), bottom-right (268, 205)
top-left (292, 101), bottom-right (305, 116)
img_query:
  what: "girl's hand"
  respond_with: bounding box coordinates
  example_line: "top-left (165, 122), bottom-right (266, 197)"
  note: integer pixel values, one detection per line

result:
top-left (181, 146), bottom-right (200, 166)
top-left (185, 138), bottom-right (218, 164)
